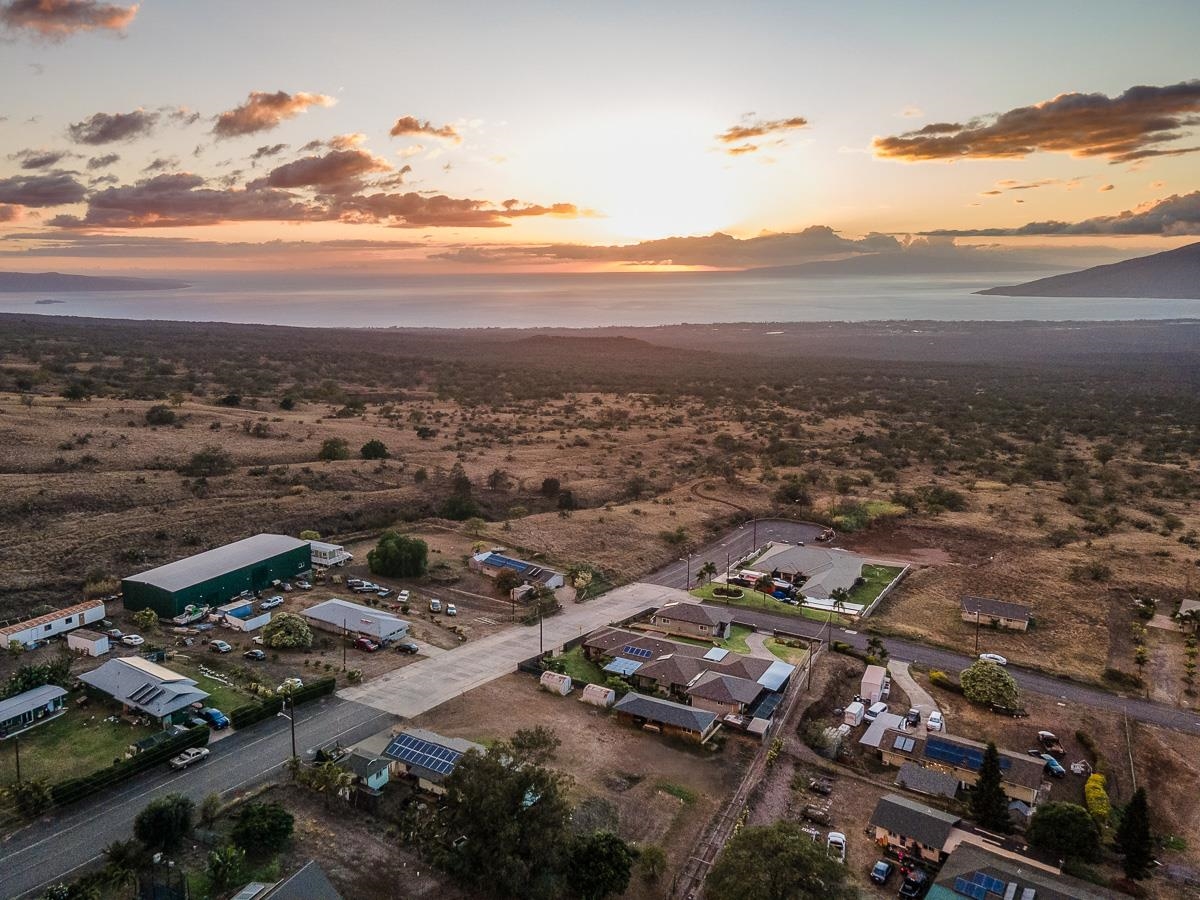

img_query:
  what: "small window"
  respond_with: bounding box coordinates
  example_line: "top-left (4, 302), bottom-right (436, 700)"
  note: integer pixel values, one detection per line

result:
top-left (699, 625), bottom-right (708, 633)
top-left (660, 618), bottom-right (670, 625)
top-left (45, 624), bottom-right (53, 631)
top-left (64, 616), bottom-right (73, 624)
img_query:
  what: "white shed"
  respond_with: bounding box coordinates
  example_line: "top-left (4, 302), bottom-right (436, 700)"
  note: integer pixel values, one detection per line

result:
top-left (843, 700), bottom-right (865, 726)
top-left (861, 665), bottom-right (888, 703)
top-left (580, 683), bottom-right (616, 708)
top-left (539, 670), bottom-right (573, 696)
top-left (0, 599), bottom-right (106, 649)
top-left (66, 628), bottom-right (110, 657)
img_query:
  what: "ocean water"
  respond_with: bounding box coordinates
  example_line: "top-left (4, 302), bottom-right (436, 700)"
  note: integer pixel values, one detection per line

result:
top-left (1, 271), bottom-right (1197, 328)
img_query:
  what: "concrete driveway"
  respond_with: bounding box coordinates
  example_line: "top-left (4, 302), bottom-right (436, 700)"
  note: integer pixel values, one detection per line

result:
top-left (338, 582), bottom-right (690, 718)
top-left (888, 659), bottom-right (940, 736)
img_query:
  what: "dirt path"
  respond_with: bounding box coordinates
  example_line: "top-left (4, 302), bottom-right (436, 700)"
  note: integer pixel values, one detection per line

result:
top-left (743, 630), bottom-right (776, 660)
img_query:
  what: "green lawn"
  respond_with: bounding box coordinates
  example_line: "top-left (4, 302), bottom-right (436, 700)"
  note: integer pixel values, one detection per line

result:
top-left (0, 704), bottom-right (157, 785)
top-left (846, 564), bottom-right (904, 607)
top-left (667, 623), bottom-right (754, 654)
top-left (765, 638), bottom-right (810, 666)
top-left (690, 583), bottom-right (850, 626)
top-left (552, 645), bottom-right (607, 686)
top-left (170, 661), bottom-right (250, 713)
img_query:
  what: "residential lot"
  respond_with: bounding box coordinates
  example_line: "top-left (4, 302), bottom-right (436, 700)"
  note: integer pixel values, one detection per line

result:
top-left (410, 672), bottom-right (755, 898)
top-left (0, 702), bottom-right (155, 785)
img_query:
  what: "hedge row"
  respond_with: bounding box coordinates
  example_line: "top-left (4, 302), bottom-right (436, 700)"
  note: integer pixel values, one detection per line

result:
top-left (50, 724), bottom-right (210, 807)
top-left (229, 677), bottom-right (337, 729)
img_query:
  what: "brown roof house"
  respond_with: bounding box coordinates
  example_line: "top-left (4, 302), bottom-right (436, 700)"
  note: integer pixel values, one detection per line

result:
top-left (878, 730), bottom-right (1046, 805)
top-left (613, 692), bottom-right (718, 744)
top-left (961, 596), bottom-right (1031, 632)
top-left (645, 602), bottom-right (731, 642)
top-left (685, 670), bottom-right (765, 717)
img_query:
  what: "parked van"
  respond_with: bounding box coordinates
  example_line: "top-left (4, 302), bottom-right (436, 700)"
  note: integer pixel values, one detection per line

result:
top-left (864, 701), bottom-right (889, 722)
top-left (429, 598), bottom-right (442, 614)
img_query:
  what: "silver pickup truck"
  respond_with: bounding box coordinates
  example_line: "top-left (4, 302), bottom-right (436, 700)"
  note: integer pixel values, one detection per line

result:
top-left (169, 747), bottom-right (210, 770)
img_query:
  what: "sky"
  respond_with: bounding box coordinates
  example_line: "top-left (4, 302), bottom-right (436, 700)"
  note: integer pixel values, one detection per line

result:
top-left (0, 0), bottom-right (1198, 275)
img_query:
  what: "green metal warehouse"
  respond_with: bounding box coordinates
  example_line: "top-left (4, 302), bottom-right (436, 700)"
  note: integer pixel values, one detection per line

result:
top-left (122, 534), bottom-right (313, 618)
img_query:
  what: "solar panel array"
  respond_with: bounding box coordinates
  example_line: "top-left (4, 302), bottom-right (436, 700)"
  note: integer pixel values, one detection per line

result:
top-left (892, 734), bottom-right (916, 752)
top-left (622, 645), bottom-right (653, 659)
top-left (952, 871), bottom-right (1009, 900)
top-left (925, 737), bottom-right (1011, 771)
top-left (385, 733), bottom-right (463, 776)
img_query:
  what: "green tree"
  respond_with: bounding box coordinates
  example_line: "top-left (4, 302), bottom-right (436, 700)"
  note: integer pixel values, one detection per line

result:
top-left (487, 468), bottom-right (510, 491)
top-left (303, 760), bottom-right (353, 808)
top-left (132, 608), bottom-right (158, 633)
top-left (231, 802), bottom-right (294, 855)
top-left (261, 612), bottom-right (313, 649)
top-left (1115, 787), bottom-right (1153, 879)
top-left (206, 845), bottom-right (246, 892)
top-left (144, 404), bottom-right (176, 426)
top-left (1027, 802), bottom-right (1100, 861)
top-left (360, 439), bottom-right (389, 460)
top-left (179, 445), bottom-right (233, 477)
top-left (706, 821), bottom-right (855, 900)
top-left (4, 778), bottom-right (52, 819)
top-left (540, 477), bottom-right (561, 497)
top-left (101, 838), bottom-right (146, 892)
top-left (567, 832), bottom-right (634, 900)
top-left (557, 489), bottom-right (577, 511)
top-left (636, 843), bottom-right (667, 882)
top-left (969, 743), bottom-right (1013, 833)
top-left (198, 792), bottom-right (222, 828)
top-left (318, 437), bottom-right (350, 461)
top-left (960, 659), bottom-right (1020, 708)
top-left (494, 568), bottom-right (522, 597)
top-left (134, 793), bottom-right (194, 853)
top-left (436, 728), bottom-right (573, 900)
top-left (697, 561), bottom-right (718, 585)
top-left (279, 396), bottom-right (296, 411)
top-left (367, 531), bottom-right (429, 578)
top-left (464, 516), bottom-right (486, 537)
top-left (299, 529), bottom-right (321, 541)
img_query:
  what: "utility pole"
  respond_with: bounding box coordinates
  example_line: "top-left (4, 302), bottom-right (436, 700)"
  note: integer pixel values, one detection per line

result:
top-left (289, 693), bottom-right (296, 760)
top-left (752, 517), bottom-right (758, 551)
top-left (13, 735), bottom-right (20, 783)
top-left (974, 611), bottom-right (981, 655)
top-left (538, 598), bottom-right (544, 655)
top-left (343, 618), bottom-right (347, 669)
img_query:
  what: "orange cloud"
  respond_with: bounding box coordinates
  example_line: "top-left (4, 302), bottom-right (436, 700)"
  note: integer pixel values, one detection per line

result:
top-left (0, 203), bottom-right (22, 222)
top-left (249, 148), bottom-right (391, 195)
top-left (924, 190), bottom-right (1200, 236)
top-left (716, 116), bottom-right (808, 155)
top-left (213, 91), bottom-right (335, 139)
top-left (68, 108), bottom-right (158, 144)
top-left (875, 80), bottom-right (1200, 164)
top-left (389, 116), bottom-right (462, 143)
top-left (0, 0), bottom-right (136, 39)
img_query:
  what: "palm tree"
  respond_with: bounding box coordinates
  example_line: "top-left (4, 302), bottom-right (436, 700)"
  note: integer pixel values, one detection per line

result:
top-left (307, 760), bottom-right (354, 807)
top-left (698, 561), bottom-right (718, 586)
top-left (754, 575), bottom-right (775, 601)
top-left (102, 839), bottom-right (146, 893)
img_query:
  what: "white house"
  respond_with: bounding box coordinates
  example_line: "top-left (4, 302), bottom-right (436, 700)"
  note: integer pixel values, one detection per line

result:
top-left (66, 628), bottom-right (110, 657)
top-left (308, 540), bottom-right (353, 568)
top-left (0, 599), bottom-right (106, 649)
top-left (302, 598), bottom-right (410, 641)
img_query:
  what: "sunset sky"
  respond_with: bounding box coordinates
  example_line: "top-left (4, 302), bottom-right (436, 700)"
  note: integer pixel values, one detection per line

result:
top-left (0, 0), bottom-right (1198, 273)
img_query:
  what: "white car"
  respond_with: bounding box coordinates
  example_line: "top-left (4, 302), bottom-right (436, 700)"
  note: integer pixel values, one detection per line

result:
top-left (926, 710), bottom-right (944, 732)
top-left (397, 589), bottom-right (411, 603)
top-left (260, 596), bottom-right (285, 610)
top-left (277, 677), bottom-right (304, 694)
top-left (120, 634), bottom-right (145, 647)
top-left (168, 747), bottom-right (210, 770)
top-left (445, 603), bottom-right (458, 617)
top-left (979, 653), bottom-right (1008, 666)
top-left (826, 832), bottom-right (846, 864)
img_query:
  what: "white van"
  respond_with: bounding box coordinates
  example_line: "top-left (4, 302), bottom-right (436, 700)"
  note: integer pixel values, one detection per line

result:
top-left (864, 701), bottom-right (889, 722)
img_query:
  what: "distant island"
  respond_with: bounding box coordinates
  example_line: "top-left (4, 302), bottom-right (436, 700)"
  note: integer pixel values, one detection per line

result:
top-left (0, 271), bottom-right (191, 293)
top-left (751, 251), bottom-right (1063, 278)
top-left (979, 241), bottom-right (1200, 300)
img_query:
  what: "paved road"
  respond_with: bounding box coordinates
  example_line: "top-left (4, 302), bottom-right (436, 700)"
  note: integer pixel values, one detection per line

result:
top-left (646, 517), bottom-right (825, 589)
top-left (339, 582), bottom-right (691, 717)
top-left (0, 697), bottom-right (391, 900)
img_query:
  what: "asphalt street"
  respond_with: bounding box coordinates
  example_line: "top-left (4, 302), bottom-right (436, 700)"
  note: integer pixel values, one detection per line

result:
top-left (0, 697), bottom-right (391, 899)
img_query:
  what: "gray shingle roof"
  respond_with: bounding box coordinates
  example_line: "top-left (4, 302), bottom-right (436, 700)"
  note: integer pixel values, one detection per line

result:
top-left (754, 544), bottom-right (866, 599)
top-left (265, 860), bottom-right (342, 900)
top-left (961, 595), bottom-right (1031, 621)
top-left (933, 843), bottom-right (1112, 900)
top-left (686, 671), bottom-right (763, 705)
top-left (869, 793), bottom-right (960, 850)
top-left (896, 761), bottom-right (960, 799)
top-left (655, 602), bottom-right (729, 627)
top-left (124, 534), bottom-right (308, 592)
top-left (613, 691), bottom-right (716, 734)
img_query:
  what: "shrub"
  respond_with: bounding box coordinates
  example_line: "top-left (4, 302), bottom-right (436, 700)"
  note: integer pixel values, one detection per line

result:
top-left (360, 439), bottom-right (389, 460)
top-left (134, 793), bottom-right (195, 853)
top-left (1084, 774), bottom-right (1111, 824)
top-left (929, 670), bottom-right (963, 694)
top-left (231, 802), bottom-right (294, 855)
top-left (179, 445), bottom-right (234, 477)
top-left (318, 438), bottom-right (350, 461)
top-left (960, 659), bottom-right (1020, 707)
top-left (1027, 802), bottom-right (1100, 861)
top-left (261, 612), bottom-right (313, 649)
top-left (144, 404), bottom-right (176, 426)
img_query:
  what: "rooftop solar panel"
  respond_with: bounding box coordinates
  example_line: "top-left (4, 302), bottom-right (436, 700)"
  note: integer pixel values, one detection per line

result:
top-left (384, 733), bottom-right (465, 777)
top-left (622, 645), bottom-right (653, 659)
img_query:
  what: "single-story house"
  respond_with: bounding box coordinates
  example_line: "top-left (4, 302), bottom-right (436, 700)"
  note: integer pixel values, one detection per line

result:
top-left (342, 750), bottom-right (390, 794)
top-left (961, 596), bottom-right (1031, 632)
top-left (0, 599), bottom-right (106, 649)
top-left (644, 602), bottom-right (731, 642)
top-left (382, 727), bottom-right (483, 795)
top-left (896, 761), bottom-right (960, 800)
top-left (685, 670), bottom-right (764, 717)
top-left (0, 684), bottom-right (68, 737)
top-left (869, 793), bottom-right (962, 864)
top-left (78, 657), bottom-right (209, 726)
top-left (927, 843), bottom-right (1109, 900)
top-left (861, 664), bottom-right (889, 703)
top-left (307, 540), bottom-right (353, 568)
top-left (581, 627), bottom-right (708, 664)
top-left (302, 598), bottom-right (410, 642)
top-left (753, 543), bottom-right (868, 600)
top-left (613, 692), bottom-right (719, 744)
top-left (877, 730), bottom-right (1045, 805)
top-left (66, 628), bottom-right (110, 657)
top-left (859, 711), bottom-right (906, 749)
top-left (470, 550), bottom-right (565, 590)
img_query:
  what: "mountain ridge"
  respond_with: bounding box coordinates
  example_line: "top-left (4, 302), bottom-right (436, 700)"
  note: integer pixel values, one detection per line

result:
top-left (978, 242), bottom-right (1200, 300)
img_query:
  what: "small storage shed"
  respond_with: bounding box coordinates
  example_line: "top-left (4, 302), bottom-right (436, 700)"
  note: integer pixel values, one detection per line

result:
top-left (66, 628), bottom-right (110, 657)
top-left (581, 683), bottom-right (616, 708)
top-left (843, 700), bottom-right (865, 726)
top-left (539, 670), bottom-right (573, 696)
top-left (861, 664), bottom-right (888, 703)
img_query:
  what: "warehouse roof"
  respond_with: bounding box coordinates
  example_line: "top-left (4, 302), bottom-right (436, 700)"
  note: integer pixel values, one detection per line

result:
top-left (123, 534), bottom-right (308, 592)
top-left (303, 599), bottom-right (409, 640)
